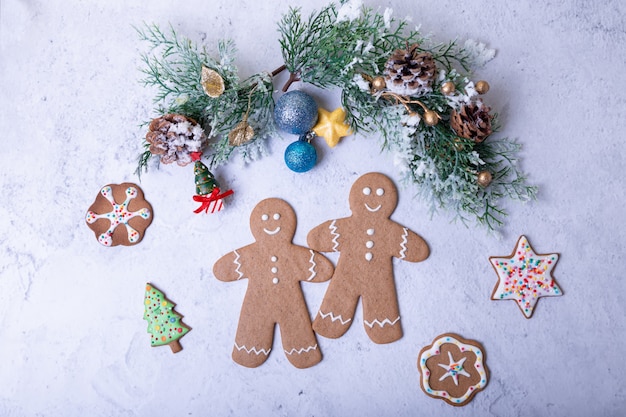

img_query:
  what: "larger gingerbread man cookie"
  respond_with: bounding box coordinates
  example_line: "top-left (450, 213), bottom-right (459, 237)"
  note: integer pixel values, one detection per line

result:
top-left (307, 172), bottom-right (430, 344)
top-left (213, 198), bottom-right (334, 368)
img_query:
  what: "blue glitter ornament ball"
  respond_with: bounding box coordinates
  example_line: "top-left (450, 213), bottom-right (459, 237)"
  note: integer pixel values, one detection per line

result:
top-left (284, 140), bottom-right (317, 173)
top-left (274, 91), bottom-right (318, 135)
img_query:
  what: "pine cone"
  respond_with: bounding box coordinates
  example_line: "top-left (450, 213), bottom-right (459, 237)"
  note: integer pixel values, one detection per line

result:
top-left (450, 100), bottom-right (493, 143)
top-left (383, 44), bottom-right (436, 97)
top-left (146, 114), bottom-right (207, 166)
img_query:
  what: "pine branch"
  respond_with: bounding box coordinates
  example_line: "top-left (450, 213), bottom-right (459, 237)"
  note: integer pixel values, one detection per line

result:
top-left (135, 23), bottom-right (277, 173)
top-left (133, 3), bottom-right (536, 232)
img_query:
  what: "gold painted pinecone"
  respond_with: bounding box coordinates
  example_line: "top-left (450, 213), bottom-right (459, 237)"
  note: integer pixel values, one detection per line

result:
top-left (146, 114), bottom-right (207, 166)
top-left (383, 44), bottom-right (436, 97)
top-left (450, 101), bottom-right (493, 143)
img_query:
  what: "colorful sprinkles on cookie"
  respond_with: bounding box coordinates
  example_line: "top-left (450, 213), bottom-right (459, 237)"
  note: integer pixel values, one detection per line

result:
top-left (417, 333), bottom-right (488, 406)
top-left (489, 235), bottom-right (562, 318)
top-left (85, 184), bottom-right (152, 246)
top-left (143, 283), bottom-right (190, 353)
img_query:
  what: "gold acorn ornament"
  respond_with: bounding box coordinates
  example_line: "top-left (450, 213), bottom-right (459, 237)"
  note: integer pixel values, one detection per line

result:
top-left (422, 110), bottom-right (440, 126)
top-left (477, 170), bottom-right (493, 187)
top-left (441, 81), bottom-right (456, 95)
top-left (475, 80), bottom-right (490, 95)
top-left (371, 76), bottom-right (387, 92)
top-left (201, 66), bottom-right (225, 98)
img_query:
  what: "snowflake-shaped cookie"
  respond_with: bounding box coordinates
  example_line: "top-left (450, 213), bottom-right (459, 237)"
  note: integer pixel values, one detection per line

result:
top-left (85, 183), bottom-right (153, 246)
top-left (489, 235), bottom-right (562, 318)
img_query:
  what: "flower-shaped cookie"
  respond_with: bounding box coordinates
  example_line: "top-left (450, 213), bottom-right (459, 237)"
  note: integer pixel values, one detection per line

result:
top-left (417, 333), bottom-right (488, 406)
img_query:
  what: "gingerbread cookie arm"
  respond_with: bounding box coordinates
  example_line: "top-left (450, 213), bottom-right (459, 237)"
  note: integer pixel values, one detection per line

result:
top-left (307, 219), bottom-right (344, 253)
top-left (294, 247), bottom-right (334, 283)
top-left (392, 225), bottom-right (430, 262)
top-left (213, 246), bottom-right (251, 282)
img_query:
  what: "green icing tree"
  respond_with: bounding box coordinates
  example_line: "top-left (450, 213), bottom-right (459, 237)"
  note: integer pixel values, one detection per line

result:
top-left (144, 283), bottom-right (191, 353)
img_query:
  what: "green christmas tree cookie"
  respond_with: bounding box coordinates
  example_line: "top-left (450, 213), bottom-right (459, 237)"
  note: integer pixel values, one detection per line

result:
top-left (143, 283), bottom-right (191, 353)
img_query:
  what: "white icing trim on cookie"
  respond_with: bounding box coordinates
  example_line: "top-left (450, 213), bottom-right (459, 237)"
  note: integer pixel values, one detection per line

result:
top-left (284, 344), bottom-right (318, 355)
top-left (364, 316), bottom-right (400, 329)
top-left (490, 235), bottom-right (561, 318)
top-left (233, 250), bottom-right (245, 280)
top-left (86, 185), bottom-right (151, 246)
top-left (329, 220), bottom-right (340, 251)
top-left (437, 351), bottom-right (471, 386)
top-left (318, 310), bottom-right (351, 325)
top-left (365, 203), bottom-right (381, 212)
top-left (235, 343), bottom-right (270, 356)
top-left (419, 335), bottom-right (488, 405)
top-left (307, 250), bottom-right (317, 281)
top-left (399, 227), bottom-right (409, 259)
top-left (263, 226), bottom-right (281, 235)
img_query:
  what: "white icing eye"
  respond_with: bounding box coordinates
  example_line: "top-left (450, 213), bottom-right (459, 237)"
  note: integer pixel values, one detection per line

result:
top-left (261, 214), bottom-right (269, 221)
top-left (363, 187), bottom-right (371, 195)
top-left (376, 188), bottom-right (384, 196)
top-left (273, 213), bottom-right (281, 220)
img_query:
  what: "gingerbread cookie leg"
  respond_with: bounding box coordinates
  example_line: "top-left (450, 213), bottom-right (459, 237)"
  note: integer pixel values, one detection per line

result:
top-left (232, 299), bottom-right (275, 368)
top-left (279, 308), bottom-right (322, 369)
top-left (361, 275), bottom-right (402, 344)
top-left (313, 273), bottom-right (360, 339)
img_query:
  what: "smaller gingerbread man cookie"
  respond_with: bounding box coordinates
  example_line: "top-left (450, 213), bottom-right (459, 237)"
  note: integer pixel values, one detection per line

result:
top-left (417, 333), bottom-right (489, 406)
top-left (213, 198), bottom-right (334, 369)
top-left (85, 183), bottom-right (153, 246)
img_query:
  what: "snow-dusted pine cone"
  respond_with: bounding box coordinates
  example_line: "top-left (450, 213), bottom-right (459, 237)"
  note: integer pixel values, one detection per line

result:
top-left (383, 44), bottom-right (436, 97)
top-left (146, 114), bottom-right (207, 166)
top-left (450, 100), bottom-right (493, 143)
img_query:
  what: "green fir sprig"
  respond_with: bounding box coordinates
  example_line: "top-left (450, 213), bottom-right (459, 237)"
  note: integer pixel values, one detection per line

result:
top-left (135, 0), bottom-right (537, 232)
top-left (135, 23), bottom-right (276, 173)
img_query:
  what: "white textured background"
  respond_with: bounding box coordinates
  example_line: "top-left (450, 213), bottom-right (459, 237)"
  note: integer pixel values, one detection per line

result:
top-left (1, 1), bottom-right (625, 416)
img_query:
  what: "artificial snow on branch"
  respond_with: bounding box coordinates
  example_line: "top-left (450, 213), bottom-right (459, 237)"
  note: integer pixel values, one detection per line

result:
top-left (135, 0), bottom-right (537, 231)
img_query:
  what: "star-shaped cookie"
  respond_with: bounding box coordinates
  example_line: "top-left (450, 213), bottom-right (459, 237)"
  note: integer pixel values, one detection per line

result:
top-left (489, 235), bottom-right (562, 318)
top-left (312, 107), bottom-right (352, 147)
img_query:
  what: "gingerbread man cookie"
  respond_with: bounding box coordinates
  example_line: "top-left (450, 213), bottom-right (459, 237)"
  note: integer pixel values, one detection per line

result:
top-left (307, 172), bottom-right (429, 344)
top-left (213, 198), bottom-right (334, 368)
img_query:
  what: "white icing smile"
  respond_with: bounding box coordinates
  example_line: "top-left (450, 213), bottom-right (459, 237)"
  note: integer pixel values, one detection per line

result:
top-left (365, 203), bottom-right (381, 212)
top-left (263, 227), bottom-right (281, 235)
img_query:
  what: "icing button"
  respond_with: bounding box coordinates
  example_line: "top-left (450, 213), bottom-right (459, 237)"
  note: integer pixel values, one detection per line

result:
top-left (272, 277), bottom-right (279, 284)
top-left (367, 229), bottom-right (375, 236)
top-left (366, 240), bottom-right (374, 249)
top-left (271, 256), bottom-right (278, 262)
top-left (365, 252), bottom-right (373, 261)
top-left (271, 267), bottom-right (278, 273)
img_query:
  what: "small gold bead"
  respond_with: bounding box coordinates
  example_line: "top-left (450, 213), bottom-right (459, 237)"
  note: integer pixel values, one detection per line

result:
top-left (441, 81), bottom-right (456, 95)
top-left (423, 110), bottom-right (440, 126)
top-left (475, 80), bottom-right (490, 95)
top-left (371, 76), bottom-right (387, 91)
top-left (477, 170), bottom-right (493, 187)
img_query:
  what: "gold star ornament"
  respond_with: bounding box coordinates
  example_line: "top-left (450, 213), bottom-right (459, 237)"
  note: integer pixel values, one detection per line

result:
top-left (312, 107), bottom-right (352, 148)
